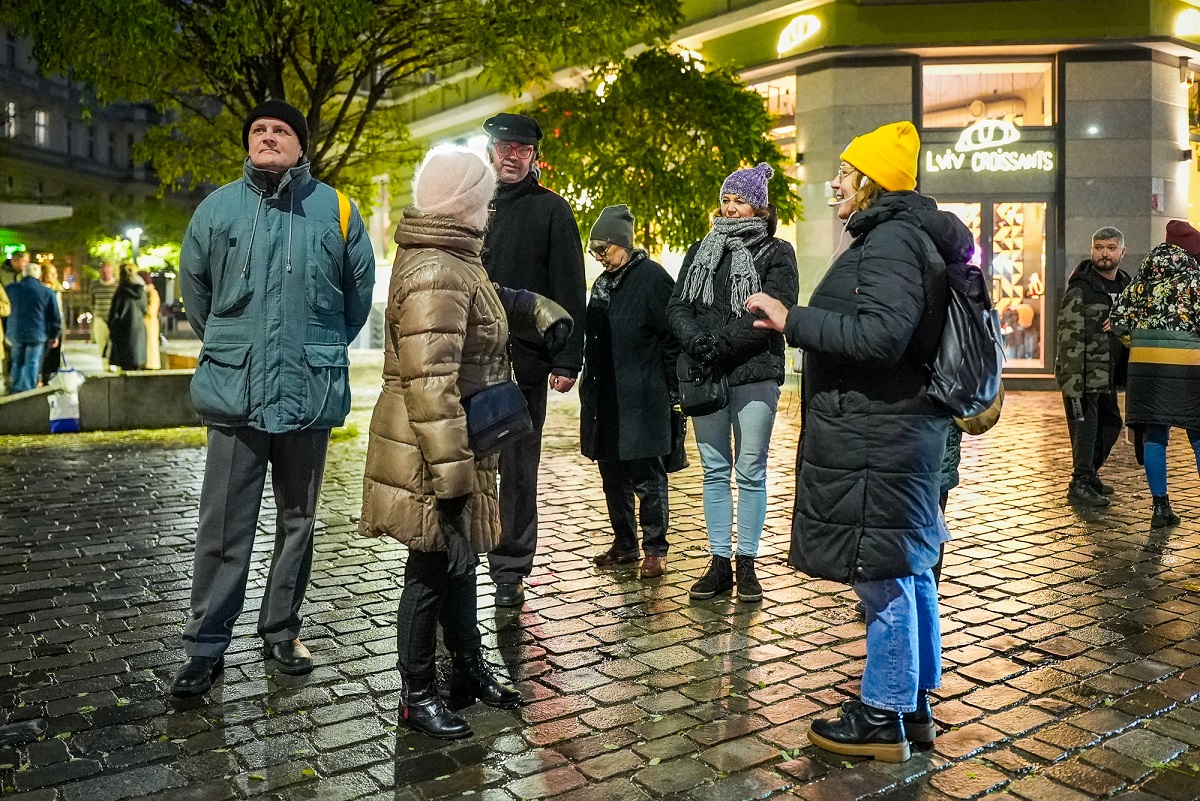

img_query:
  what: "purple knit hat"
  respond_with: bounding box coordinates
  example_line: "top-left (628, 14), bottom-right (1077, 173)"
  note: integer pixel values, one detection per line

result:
top-left (720, 162), bottom-right (774, 209)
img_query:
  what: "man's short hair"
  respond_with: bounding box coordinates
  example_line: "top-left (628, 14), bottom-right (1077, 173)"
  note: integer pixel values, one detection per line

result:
top-left (22, 262), bottom-right (41, 280)
top-left (1092, 227), bottom-right (1124, 247)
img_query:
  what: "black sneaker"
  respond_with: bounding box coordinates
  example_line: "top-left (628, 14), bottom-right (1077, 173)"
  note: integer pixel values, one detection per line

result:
top-left (1091, 477), bottom-right (1115, 495)
top-left (1067, 481), bottom-right (1110, 507)
top-left (689, 556), bottom-right (733, 600)
top-left (734, 555), bottom-right (762, 603)
top-left (809, 702), bottom-right (910, 763)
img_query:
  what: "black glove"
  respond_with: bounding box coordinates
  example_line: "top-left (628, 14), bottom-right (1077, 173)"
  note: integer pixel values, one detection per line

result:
top-left (544, 320), bottom-right (570, 359)
top-left (689, 333), bottom-right (719, 365)
top-left (437, 495), bottom-right (477, 579)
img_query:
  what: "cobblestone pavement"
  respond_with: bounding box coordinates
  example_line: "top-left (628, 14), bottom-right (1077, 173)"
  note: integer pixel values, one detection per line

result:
top-left (3, 388), bottom-right (1200, 801)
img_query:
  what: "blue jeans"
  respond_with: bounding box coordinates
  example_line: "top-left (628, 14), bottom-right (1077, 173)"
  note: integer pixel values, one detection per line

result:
top-left (854, 569), bottom-right (941, 713)
top-left (690, 380), bottom-right (780, 558)
top-left (10, 340), bottom-right (45, 393)
top-left (1143, 424), bottom-right (1200, 497)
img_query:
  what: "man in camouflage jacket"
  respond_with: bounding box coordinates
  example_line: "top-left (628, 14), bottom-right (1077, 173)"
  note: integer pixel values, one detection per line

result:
top-left (1054, 227), bottom-right (1131, 506)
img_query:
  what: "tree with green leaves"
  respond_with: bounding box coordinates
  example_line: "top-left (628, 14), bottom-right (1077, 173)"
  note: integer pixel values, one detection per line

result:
top-left (530, 49), bottom-right (801, 255)
top-left (4, 0), bottom-right (680, 202)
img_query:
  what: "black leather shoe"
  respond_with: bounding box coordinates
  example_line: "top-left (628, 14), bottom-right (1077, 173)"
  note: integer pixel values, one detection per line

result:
top-left (809, 701), bottom-right (910, 762)
top-left (402, 674), bottom-right (471, 739)
top-left (494, 582), bottom-right (525, 608)
top-left (170, 656), bottom-right (224, 698)
top-left (263, 639), bottom-right (313, 675)
top-left (450, 650), bottom-right (523, 709)
top-left (593, 547), bottom-right (640, 568)
top-left (1067, 481), bottom-right (1110, 507)
top-left (841, 691), bottom-right (935, 745)
top-left (1152, 495), bottom-right (1181, 528)
top-left (1090, 477), bottom-right (1115, 495)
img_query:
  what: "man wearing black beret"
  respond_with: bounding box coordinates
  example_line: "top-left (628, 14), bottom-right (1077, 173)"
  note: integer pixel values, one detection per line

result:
top-left (481, 112), bottom-right (587, 607)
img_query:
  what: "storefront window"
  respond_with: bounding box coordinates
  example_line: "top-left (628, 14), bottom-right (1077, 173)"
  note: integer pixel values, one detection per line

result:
top-left (938, 200), bottom-right (1048, 369)
top-left (923, 62), bottom-right (1053, 129)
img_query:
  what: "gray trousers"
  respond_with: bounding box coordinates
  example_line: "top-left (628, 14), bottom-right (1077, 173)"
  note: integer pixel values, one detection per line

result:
top-left (183, 426), bottom-right (330, 658)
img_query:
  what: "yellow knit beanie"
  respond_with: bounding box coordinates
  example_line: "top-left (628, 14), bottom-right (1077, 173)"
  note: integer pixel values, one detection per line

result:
top-left (840, 121), bottom-right (920, 192)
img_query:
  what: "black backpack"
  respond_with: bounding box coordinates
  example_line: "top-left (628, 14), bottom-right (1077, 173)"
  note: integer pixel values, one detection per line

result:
top-left (905, 225), bottom-right (1005, 420)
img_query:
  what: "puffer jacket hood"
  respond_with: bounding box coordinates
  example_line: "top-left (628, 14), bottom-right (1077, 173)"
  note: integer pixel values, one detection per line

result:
top-left (393, 206), bottom-right (484, 259)
top-left (848, 191), bottom-right (975, 266)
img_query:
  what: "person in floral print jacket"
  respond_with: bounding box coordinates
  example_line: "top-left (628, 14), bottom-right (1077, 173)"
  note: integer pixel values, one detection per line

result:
top-left (1111, 220), bottom-right (1200, 528)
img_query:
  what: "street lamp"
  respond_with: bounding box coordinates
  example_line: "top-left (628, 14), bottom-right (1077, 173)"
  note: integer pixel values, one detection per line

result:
top-left (125, 226), bottom-right (143, 268)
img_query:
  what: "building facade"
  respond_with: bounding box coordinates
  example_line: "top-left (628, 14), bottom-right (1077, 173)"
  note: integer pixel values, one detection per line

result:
top-left (403, 0), bottom-right (1200, 386)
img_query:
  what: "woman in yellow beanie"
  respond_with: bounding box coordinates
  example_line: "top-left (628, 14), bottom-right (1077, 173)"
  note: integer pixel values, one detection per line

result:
top-left (748, 121), bottom-right (973, 762)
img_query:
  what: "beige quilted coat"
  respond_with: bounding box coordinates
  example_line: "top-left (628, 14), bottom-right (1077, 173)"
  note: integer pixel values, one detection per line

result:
top-left (358, 208), bottom-right (509, 553)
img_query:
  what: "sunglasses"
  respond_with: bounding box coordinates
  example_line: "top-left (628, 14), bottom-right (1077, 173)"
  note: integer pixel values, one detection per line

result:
top-left (494, 142), bottom-right (535, 158)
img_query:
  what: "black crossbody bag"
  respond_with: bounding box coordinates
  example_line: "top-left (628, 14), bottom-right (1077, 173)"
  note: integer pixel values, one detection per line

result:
top-left (461, 381), bottom-right (533, 455)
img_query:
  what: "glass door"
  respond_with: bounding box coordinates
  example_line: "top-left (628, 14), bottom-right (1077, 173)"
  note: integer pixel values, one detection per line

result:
top-left (937, 199), bottom-right (1050, 371)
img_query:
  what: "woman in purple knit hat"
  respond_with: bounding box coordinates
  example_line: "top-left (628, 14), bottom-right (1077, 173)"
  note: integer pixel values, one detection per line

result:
top-left (666, 163), bottom-right (798, 602)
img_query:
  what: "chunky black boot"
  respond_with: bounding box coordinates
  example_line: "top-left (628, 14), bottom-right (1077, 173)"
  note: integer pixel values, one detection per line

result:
top-left (401, 673), bottom-right (471, 739)
top-left (689, 555), bottom-right (733, 600)
top-left (809, 701), bottom-right (910, 762)
top-left (1151, 495), bottom-right (1181, 528)
top-left (735, 555), bottom-right (762, 603)
top-left (449, 650), bottom-right (522, 709)
top-left (840, 690), bottom-right (935, 745)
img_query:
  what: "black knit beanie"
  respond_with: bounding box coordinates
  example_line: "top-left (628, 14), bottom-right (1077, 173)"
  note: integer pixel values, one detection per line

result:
top-left (589, 205), bottom-right (635, 249)
top-left (242, 100), bottom-right (309, 153)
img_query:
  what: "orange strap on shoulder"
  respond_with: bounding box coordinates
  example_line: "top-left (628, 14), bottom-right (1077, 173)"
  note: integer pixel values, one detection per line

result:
top-left (336, 190), bottom-right (351, 240)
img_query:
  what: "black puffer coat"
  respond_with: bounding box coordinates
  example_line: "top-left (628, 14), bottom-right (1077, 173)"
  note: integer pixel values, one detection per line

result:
top-left (667, 236), bottom-right (799, 387)
top-left (785, 192), bottom-right (970, 584)
top-left (579, 252), bottom-right (679, 461)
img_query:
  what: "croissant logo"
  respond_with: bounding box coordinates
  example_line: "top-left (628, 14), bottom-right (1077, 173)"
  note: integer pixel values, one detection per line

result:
top-left (954, 120), bottom-right (1021, 153)
top-left (777, 15), bottom-right (821, 55)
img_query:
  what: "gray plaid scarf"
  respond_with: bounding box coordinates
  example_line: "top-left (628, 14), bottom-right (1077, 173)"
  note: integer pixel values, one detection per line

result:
top-left (679, 215), bottom-right (768, 316)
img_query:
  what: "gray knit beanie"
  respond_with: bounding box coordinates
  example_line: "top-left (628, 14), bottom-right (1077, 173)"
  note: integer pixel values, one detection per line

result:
top-left (720, 162), bottom-right (774, 209)
top-left (589, 205), bottom-right (635, 249)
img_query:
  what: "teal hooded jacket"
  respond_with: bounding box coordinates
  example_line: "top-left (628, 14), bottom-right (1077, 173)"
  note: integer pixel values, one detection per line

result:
top-left (180, 159), bottom-right (376, 432)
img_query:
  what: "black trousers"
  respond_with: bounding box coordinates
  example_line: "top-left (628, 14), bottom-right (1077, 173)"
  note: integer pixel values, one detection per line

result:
top-left (183, 426), bottom-right (330, 658)
top-left (1063, 392), bottom-right (1123, 483)
top-left (488, 380), bottom-right (549, 584)
top-left (598, 457), bottom-right (669, 556)
top-left (396, 550), bottom-right (482, 679)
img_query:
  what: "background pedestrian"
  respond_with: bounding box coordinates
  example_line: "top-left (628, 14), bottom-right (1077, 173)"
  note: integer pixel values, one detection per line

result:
top-left (107, 262), bottom-right (148, 371)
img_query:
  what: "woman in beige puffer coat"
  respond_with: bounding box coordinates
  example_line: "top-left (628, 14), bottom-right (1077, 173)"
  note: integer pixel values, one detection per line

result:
top-left (359, 148), bottom-right (569, 740)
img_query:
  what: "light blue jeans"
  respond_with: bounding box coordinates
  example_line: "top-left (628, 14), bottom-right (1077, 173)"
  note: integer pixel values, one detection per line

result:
top-left (690, 380), bottom-right (780, 558)
top-left (854, 569), bottom-right (941, 713)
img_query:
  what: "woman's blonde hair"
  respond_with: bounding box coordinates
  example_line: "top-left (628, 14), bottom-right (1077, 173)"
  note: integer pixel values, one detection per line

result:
top-left (846, 170), bottom-right (886, 214)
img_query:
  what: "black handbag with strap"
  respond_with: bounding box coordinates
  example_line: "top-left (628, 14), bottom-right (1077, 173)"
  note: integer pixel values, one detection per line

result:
top-left (461, 381), bottom-right (533, 456)
top-left (663, 408), bottom-right (690, 472)
top-left (676, 352), bottom-right (729, 417)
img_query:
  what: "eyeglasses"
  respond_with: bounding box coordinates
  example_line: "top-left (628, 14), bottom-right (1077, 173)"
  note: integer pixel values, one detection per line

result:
top-left (834, 165), bottom-right (857, 183)
top-left (494, 142), bottom-right (535, 158)
top-left (589, 241), bottom-right (611, 259)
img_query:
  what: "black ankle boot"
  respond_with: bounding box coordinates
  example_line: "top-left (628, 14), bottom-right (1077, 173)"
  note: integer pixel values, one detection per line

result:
top-left (689, 555), bottom-right (733, 600)
top-left (735, 555), bottom-right (762, 603)
top-left (840, 691), bottom-right (935, 745)
top-left (809, 701), bottom-right (910, 762)
top-left (1152, 495), bottom-right (1181, 528)
top-left (401, 674), bottom-right (471, 739)
top-left (449, 650), bottom-right (522, 709)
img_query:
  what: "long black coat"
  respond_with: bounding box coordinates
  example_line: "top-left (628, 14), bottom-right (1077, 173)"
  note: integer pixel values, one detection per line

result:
top-left (785, 192), bottom-right (970, 584)
top-left (667, 236), bottom-right (799, 387)
top-left (107, 282), bottom-right (148, 370)
top-left (580, 253), bottom-right (679, 461)
top-left (482, 173), bottom-right (587, 385)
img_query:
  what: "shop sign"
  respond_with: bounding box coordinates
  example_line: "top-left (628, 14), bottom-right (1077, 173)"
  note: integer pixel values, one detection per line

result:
top-left (777, 15), bottom-right (821, 54)
top-left (923, 120), bottom-right (1054, 174)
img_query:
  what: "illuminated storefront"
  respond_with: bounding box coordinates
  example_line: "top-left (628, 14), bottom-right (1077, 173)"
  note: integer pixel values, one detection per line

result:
top-left (404, 0), bottom-right (1200, 385)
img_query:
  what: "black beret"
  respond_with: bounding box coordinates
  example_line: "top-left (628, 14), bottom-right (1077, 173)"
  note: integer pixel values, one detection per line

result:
top-left (482, 113), bottom-right (542, 145)
top-left (243, 100), bottom-right (309, 153)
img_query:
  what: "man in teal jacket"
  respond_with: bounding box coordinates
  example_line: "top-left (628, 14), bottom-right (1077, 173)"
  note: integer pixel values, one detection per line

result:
top-left (172, 100), bottom-right (375, 697)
